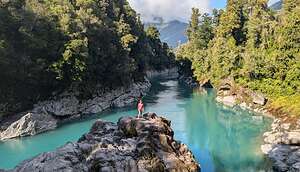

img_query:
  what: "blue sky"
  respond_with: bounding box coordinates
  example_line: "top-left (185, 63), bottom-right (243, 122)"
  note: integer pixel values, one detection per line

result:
top-left (210, 0), bottom-right (280, 8)
top-left (128, 0), bottom-right (280, 22)
top-left (210, 0), bottom-right (227, 9)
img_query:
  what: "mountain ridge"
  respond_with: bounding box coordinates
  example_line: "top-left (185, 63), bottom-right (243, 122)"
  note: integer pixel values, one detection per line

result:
top-left (145, 20), bottom-right (188, 48)
top-left (270, 0), bottom-right (282, 10)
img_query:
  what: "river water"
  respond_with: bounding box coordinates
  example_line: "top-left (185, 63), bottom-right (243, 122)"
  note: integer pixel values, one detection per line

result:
top-left (0, 79), bottom-right (272, 171)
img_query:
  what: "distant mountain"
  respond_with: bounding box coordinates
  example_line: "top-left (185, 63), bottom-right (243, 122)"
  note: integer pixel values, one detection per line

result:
top-left (145, 20), bottom-right (188, 48)
top-left (270, 0), bottom-right (282, 11)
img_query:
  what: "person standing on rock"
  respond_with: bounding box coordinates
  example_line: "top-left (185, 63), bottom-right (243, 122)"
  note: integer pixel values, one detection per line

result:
top-left (137, 99), bottom-right (144, 118)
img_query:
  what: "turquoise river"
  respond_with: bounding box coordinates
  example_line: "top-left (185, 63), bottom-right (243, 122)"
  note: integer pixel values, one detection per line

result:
top-left (0, 79), bottom-right (273, 171)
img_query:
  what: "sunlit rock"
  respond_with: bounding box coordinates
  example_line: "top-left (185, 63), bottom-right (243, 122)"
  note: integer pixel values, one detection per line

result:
top-left (10, 113), bottom-right (200, 172)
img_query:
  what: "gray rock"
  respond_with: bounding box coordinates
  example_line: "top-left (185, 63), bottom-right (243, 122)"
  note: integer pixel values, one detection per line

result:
top-left (34, 80), bottom-right (151, 117)
top-left (292, 162), bottom-right (300, 171)
top-left (287, 149), bottom-right (300, 165)
top-left (262, 119), bottom-right (300, 171)
top-left (216, 96), bottom-right (237, 107)
top-left (261, 144), bottom-right (273, 154)
top-left (34, 96), bottom-right (79, 116)
top-left (282, 123), bottom-right (291, 131)
top-left (219, 83), bottom-right (232, 91)
top-left (264, 132), bottom-right (284, 145)
top-left (283, 132), bottom-right (300, 145)
top-left (251, 92), bottom-right (267, 106)
top-left (10, 113), bottom-right (200, 172)
top-left (0, 80), bottom-right (151, 140)
top-left (0, 112), bottom-right (57, 140)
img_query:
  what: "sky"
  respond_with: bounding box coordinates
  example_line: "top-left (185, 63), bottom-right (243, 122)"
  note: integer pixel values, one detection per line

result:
top-left (127, 0), bottom-right (280, 23)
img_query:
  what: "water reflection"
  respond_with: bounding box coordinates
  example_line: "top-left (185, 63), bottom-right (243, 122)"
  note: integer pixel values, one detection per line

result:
top-left (181, 88), bottom-right (272, 172)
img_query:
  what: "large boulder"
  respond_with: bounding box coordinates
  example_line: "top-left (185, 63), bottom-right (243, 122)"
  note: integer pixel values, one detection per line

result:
top-left (262, 119), bottom-right (300, 171)
top-left (216, 96), bottom-right (237, 107)
top-left (10, 113), bottom-right (200, 172)
top-left (0, 112), bottom-right (57, 140)
top-left (251, 92), bottom-right (267, 106)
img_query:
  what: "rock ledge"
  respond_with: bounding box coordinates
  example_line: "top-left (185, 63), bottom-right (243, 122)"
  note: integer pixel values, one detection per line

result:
top-left (9, 113), bottom-right (200, 172)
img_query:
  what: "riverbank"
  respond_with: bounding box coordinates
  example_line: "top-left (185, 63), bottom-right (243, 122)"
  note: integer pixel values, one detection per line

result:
top-left (0, 68), bottom-right (180, 141)
top-left (0, 79), bottom-right (151, 141)
top-left (5, 113), bottom-right (200, 172)
top-left (213, 79), bottom-right (300, 171)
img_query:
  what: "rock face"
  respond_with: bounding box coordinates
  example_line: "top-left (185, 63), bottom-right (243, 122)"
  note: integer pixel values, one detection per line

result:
top-left (0, 112), bottom-right (57, 140)
top-left (11, 113), bottom-right (200, 172)
top-left (0, 80), bottom-right (151, 141)
top-left (251, 92), bottom-right (267, 106)
top-left (215, 80), bottom-right (268, 113)
top-left (34, 80), bottom-right (151, 117)
top-left (261, 119), bottom-right (300, 171)
top-left (216, 95), bottom-right (237, 107)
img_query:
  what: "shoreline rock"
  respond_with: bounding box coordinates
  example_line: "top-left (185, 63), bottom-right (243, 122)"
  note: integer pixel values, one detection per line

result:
top-left (0, 79), bottom-right (151, 141)
top-left (215, 80), bottom-right (269, 115)
top-left (9, 113), bottom-right (200, 172)
top-left (261, 118), bottom-right (300, 172)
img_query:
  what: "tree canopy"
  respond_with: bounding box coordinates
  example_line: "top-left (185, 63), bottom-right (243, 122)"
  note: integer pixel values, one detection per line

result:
top-left (177, 0), bottom-right (300, 116)
top-left (0, 0), bottom-right (175, 115)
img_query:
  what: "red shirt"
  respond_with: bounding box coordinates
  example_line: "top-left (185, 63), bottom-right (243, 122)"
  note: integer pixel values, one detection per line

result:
top-left (138, 102), bottom-right (144, 111)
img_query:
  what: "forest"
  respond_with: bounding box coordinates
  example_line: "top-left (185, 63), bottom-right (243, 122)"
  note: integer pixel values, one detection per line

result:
top-left (177, 0), bottom-right (300, 116)
top-left (0, 0), bottom-right (175, 116)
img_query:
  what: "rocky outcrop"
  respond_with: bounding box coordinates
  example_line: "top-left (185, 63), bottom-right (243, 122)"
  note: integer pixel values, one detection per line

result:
top-left (34, 80), bottom-right (151, 117)
top-left (146, 67), bottom-right (179, 79)
top-left (261, 119), bottom-right (300, 171)
top-left (0, 80), bottom-right (151, 141)
top-left (0, 112), bottom-right (57, 140)
top-left (10, 113), bottom-right (200, 172)
top-left (215, 80), bottom-right (268, 113)
top-left (199, 79), bottom-right (213, 88)
top-left (216, 95), bottom-right (237, 107)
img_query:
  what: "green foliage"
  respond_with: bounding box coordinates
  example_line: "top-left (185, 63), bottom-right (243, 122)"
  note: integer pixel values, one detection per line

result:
top-left (177, 1), bottom-right (300, 116)
top-left (0, 0), bottom-right (175, 115)
top-left (146, 26), bottom-right (160, 40)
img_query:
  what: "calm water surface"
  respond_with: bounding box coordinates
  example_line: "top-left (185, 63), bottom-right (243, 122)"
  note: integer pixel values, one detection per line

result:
top-left (0, 79), bottom-right (272, 171)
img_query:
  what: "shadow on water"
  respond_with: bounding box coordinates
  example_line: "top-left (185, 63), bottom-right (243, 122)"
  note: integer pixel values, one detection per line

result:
top-left (0, 79), bottom-right (273, 171)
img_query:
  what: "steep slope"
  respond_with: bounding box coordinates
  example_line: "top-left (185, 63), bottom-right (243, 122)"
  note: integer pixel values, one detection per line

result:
top-left (270, 0), bottom-right (282, 10)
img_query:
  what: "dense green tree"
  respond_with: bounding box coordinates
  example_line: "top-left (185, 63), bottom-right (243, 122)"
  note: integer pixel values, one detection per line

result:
top-left (187, 8), bottom-right (200, 40)
top-left (177, 0), bottom-right (300, 116)
top-left (0, 0), bottom-right (175, 116)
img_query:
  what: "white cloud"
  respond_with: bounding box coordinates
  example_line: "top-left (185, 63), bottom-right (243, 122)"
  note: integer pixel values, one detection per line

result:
top-left (127, 0), bottom-right (210, 22)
